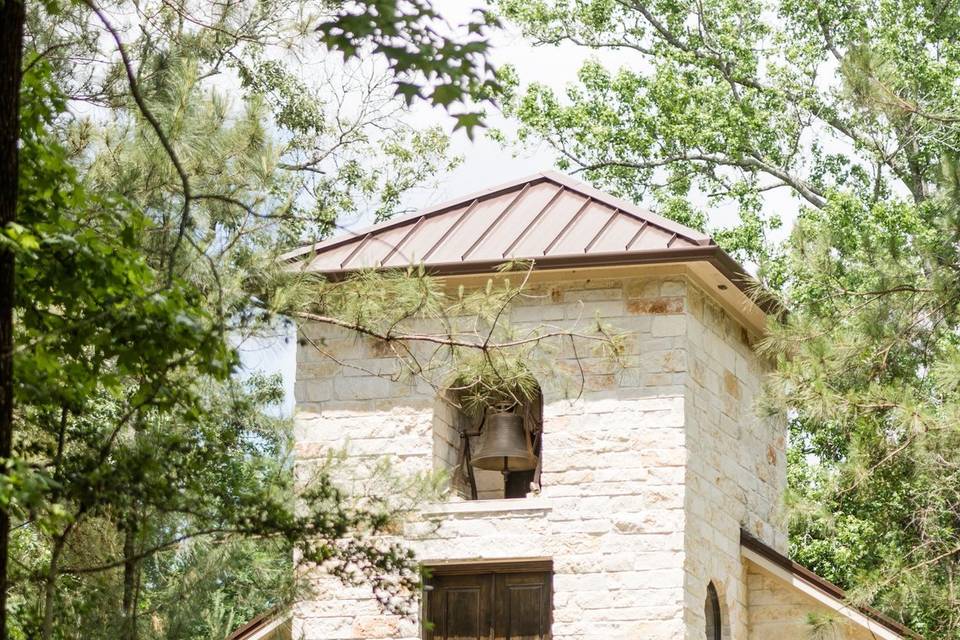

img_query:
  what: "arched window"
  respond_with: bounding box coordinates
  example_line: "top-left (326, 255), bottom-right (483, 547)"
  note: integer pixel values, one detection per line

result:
top-left (705, 582), bottom-right (722, 640)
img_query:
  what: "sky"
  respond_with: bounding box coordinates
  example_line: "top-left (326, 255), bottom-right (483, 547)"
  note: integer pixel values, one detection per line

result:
top-left (400, 1), bottom-right (800, 238)
top-left (402, 1), bottom-right (622, 207)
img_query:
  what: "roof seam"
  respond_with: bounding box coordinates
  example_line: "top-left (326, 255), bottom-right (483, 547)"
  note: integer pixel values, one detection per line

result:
top-left (340, 233), bottom-right (372, 269)
top-left (584, 207), bottom-right (619, 253)
top-left (423, 199), bottom-right (479, 262)
top-left (625, 221), bottom-right (649, 251)
top-left (380, 216), bottom-right (425, 266)
top-left (543, 196), bottom-right (592, 256)
top-left (503, 186), bottom-right (565, 258)
top-left (636, 218), bottom-right (699, 244)
top-left (462, 183), bottom-right (530, 260)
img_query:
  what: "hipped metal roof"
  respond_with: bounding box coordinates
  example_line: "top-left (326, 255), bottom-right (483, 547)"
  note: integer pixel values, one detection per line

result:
top-left (282, 171), bottom-right (753, 301)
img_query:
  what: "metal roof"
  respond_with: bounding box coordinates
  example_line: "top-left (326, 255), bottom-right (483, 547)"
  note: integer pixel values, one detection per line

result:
top-left (226, 609), bottom-right (289, 640)
top-left (282, 171), bottom-right (721, 273)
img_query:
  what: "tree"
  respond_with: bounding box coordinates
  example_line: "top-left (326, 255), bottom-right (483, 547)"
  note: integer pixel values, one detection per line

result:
top-left (7, 69), bottom-right (621, 633)
top-left (2, 1), bottom-right (504, 638)
top-left (5, 1), bottom-right (623, 637)
top-left (761, 174), bottom-right (960, 637)
top-left (498, 0), bottom-right (960, 635)
top-left (497, 0), bottom-right (960, 266)
top-left (0, 0), bottom-right (26, 634)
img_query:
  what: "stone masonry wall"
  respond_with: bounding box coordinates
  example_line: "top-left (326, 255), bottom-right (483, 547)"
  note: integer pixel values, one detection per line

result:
top-left (682, 282), bottom-right (787, 640)
top-left (292, 272), bottom-right (778, 640)
top-left (746, 563), bottom-right (874, 640)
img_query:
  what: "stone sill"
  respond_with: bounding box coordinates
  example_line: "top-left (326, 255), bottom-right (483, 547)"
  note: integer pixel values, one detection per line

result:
top-left (420, 497), bottom-right (551, 518)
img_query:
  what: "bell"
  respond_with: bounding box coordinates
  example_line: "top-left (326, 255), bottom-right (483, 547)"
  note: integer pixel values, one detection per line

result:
top-left (471, 411), bottom-right (537, 472)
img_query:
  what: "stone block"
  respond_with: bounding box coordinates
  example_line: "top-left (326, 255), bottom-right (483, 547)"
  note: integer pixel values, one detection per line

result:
top-left (333, 376), bottom-right (401, 400)
top-left (624, 279), bottom-right (663, 299)
top-left (626, 297), bottom-right (685, 314)
top-left (352, 616), bottom-right (402, 638)
top-left (562, 287), bottom-right (623, 302)
top-left (651, 315), bottom-right (686, 337)
top-left (722, 369), bottom-right (741, 399)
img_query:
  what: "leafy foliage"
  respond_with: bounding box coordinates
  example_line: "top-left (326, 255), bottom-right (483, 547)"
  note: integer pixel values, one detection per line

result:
top-left (8, 57), bottom-right (467, 637)
top-left (4, 2), bottom-right (627, 638)
top-left (761, 183), bottom-right (960, 636)
top-left (496, 0), bottom-right (960, 636)
top-left (316, 1), bottom-right (502, 136)
top-left (4, 0), bottom-right (507, 637)
top-left (498, 0), bottom-right (960, 268)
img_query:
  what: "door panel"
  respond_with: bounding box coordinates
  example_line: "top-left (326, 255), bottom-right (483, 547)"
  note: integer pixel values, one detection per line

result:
top-left (425, 574), bottom-right (492, 640)
top-left (494, 573), bottom-right (551, 640)
top-left (445, 588), bottom-right (484, 640)
top-left (425, 570), bottom-right (551, 640)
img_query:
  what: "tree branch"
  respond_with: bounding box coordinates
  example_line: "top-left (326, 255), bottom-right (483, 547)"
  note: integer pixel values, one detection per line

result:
top-left (292, 311), bottom-right (612, 352)
top-left (84, 0), bottom-right (192, 284)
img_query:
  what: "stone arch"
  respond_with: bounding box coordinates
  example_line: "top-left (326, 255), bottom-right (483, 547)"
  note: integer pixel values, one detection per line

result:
top-left (704, 580), bottom-right (732, 640)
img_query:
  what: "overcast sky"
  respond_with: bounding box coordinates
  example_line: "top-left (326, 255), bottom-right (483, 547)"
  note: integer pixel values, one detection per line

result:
top-left (404, 1), bottom-right (614, 207)
top-left (403, 1), bottom-right (799, 234)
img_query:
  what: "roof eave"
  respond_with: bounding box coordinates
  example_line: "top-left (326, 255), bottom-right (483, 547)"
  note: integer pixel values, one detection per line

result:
top-left (292, 244), bottom-right (779, 317)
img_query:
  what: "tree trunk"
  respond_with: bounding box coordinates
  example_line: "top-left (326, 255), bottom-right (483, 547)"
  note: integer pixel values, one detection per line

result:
top-left (0, 2), bottom-right (25, 639)
top-left (122, 524), bottom-right (139, 640)
top-left (40, 535), bottom-right (65, 640)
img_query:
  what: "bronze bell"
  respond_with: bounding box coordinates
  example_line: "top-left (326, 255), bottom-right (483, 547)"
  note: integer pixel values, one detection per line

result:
top-left (471, 411), bottom-right (537, 472)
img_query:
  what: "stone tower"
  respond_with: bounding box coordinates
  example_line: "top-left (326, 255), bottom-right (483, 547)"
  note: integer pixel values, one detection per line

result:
top-left (282, 173), bottom-right (901, 640)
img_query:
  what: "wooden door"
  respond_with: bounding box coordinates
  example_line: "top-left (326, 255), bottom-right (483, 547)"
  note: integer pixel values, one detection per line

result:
top-left (424, 570), bottom-right (551, 640)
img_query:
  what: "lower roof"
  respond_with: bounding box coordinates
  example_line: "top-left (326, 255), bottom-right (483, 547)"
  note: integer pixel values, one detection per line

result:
top-left (740, 530), bottom-right (917, 639)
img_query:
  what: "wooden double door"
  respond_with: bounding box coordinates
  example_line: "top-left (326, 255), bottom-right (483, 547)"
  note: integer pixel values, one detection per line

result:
top-left (424, 569), bottom-right (552, 640)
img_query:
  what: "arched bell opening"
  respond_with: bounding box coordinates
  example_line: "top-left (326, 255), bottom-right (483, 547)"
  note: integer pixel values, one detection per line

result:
top-left (433, 382), bottom-right (543, 501)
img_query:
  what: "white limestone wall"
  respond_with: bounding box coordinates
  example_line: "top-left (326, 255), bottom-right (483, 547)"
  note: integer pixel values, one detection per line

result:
top-left (745, 564), bottom-right (875, 640)
top-left (291, 273), bottom-right (778, 640)
top-left (681, 283), bottom-right (787, 640)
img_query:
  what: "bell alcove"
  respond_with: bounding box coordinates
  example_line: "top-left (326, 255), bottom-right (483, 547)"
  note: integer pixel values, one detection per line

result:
top-left (432, 388), bottom-right (543, 501)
